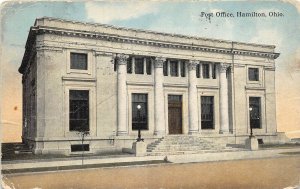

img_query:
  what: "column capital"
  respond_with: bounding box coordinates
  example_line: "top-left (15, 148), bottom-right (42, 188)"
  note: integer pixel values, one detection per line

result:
top-left (154, 57), bottom-right (166, 68)
top-left (220, 63), bottom-right (230, 73)
top-left (116, 54), bottom-right (129, 65)
top-left (188, 60), bottom-right (199, 71)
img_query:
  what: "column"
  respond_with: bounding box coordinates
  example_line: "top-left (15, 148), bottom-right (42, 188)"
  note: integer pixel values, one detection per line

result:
top-left (219, 63), bottom-right (230, 134)
top-left (188, 60), bottom-right (199, 134)
top-left (116, 54), bottom-right (129, 136)
top-left (154, 57), bottom-right (166, 135)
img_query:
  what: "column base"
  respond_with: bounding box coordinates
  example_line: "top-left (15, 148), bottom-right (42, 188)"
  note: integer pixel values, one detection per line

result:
top-left (188, 130), bottom-right (199, 135)
top-left (117, 131), bottom-right (128, 136)
top-left (154, 130), bottom-right (166, 136)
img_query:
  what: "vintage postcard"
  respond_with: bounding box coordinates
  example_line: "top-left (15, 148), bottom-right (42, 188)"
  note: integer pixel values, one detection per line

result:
top-left (1, 0), bottom-right (300, 188)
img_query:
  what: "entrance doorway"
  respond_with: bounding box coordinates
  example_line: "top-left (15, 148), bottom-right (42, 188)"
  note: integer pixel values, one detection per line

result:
top-left (168, 95), bottom-right (182, 134)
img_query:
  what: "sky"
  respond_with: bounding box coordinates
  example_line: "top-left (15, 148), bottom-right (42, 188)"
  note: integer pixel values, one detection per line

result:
top-left (1, 0), bottom-right (300, 142)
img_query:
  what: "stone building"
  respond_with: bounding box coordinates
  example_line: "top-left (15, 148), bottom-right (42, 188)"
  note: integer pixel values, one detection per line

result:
top-left (19, 17), bottom-right (287, 155)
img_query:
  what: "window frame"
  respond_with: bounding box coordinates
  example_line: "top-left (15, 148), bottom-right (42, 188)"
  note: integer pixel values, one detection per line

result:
top-left (131, 93), bottom-right (149, 130)
top-left (248, 67), bottom-right (260, 81)
top-left (202, 63), bottom-right (210, 79)
top-left (200, 96), bottom-right (215, 130)
top-left (69, 90), bottom-right (90, 132)
top-left (67, 50), bottom-right (93, 75)
top-left (70, 52), bottom-right (88, 70)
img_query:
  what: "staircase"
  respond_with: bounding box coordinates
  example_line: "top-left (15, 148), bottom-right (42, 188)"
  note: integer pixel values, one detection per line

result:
top-left (147, 135), bottom-right (239, 155)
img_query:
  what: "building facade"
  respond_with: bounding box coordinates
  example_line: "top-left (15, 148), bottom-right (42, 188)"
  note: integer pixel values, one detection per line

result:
top-left (19, 17), bottom-right (287, 155)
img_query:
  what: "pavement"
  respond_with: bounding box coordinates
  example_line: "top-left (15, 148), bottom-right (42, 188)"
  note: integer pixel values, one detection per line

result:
top-left (2, 146), bottom-right (300, 174)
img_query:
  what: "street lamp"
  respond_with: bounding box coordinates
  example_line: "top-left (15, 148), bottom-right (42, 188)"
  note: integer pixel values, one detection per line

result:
top-left (136, 104), bottom-right (144, 142)
top-left (249, 107), bottom-right (253, 138)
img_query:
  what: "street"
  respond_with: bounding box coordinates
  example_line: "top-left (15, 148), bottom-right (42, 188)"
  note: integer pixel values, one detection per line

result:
top-left (3, 156), bottom-right (300, 189)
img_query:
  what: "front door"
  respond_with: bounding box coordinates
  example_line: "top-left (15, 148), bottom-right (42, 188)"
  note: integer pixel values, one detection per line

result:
top-left (168, 95), bottom-right (182, 134)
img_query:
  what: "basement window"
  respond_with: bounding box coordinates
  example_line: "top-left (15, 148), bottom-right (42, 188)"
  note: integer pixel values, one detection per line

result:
top-left (71, 144), bottom-right (90, 152)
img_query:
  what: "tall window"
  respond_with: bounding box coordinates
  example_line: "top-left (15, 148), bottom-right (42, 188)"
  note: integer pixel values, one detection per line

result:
top-left (202, 64), bottom-right (209, 79)
top-left (201, 96), bottom-right (214, 129)
top-left (132, 94), bottom-right (148, 130)
top-left (69, 90), bottom-right (89, 131)
top-left (127, 57), bottom-right (132, 74)
top-left (248, 68), bottom-right (259, 81)
top-left (135, 57), bottom-right (144, 74)
top-left (170, 60), bottom-right (178, 77)
top-left (196, 64), bottom-right (200, 78)
top-left (70, 53), bottom-right (87, 70)
top-left (212, 64), bottom-right (216, 79)
top-left (163, 60), bottom-right (168, 76)
top-left (180, 61), bottom-right (186, 77)
top-left (249, 97), bottom-right (261, 129)
top-left (146, 58), bottom-right (151, 75)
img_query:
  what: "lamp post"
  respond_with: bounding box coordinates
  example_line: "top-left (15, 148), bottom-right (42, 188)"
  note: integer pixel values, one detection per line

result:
top-left (249, 107), bottom-right (253, 138)
top-left (136, 104), bottom-right (144, 142)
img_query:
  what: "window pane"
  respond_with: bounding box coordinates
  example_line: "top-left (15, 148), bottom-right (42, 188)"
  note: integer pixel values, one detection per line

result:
top-left (127, 57), bottom-right (132, 74)
top-left (249, 97), bottom-right (261, 129)
top-left (132, 94), bottom-right (148, 130)
top-left (71, 53), bottom-right (87, 70)
top-left (201, 96), bottom-right (214, 129)
top-left (248, 68), bottom-right (259, 81)
top-left (170, 60), bottom-right (178, 77)
top-left (146, 58), bottom-right (151, 75)
top-left (196, 64), bottom-right (200, 78)
top-left (202, 64), bottom-right (209, 79)
top-left (69, 90), bottom-right (89, 131)
top-left (163, 61), bottom-right (168, 76)
top-left (135, 58), bottom-right (144, 74)
top-left (180, 61), bottom-right (185, 77)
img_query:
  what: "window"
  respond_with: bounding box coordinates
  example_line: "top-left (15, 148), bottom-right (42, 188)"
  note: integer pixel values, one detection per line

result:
top-left (163, 60), bottom-right (168, 76)
top-left (212, 64), bottom-right (216, 79)
top-left (170, 60), bottom-right (178, 77)
top-left (248, 68), bottom-right (259, 81)
top-left (132, 94), bottom-right (148, 130)
top-left (202, 64), bottom-right (209, 79)
top-left (249, 97), bottom-right (261, 129)
top-left (196, 64), bottom-right (200, 78)
top-left (146, 58), bottom-right (152, 75)
top-left (71, 144), bottom-right (89, 152)
top-left (180, 61), bottom-right (186, 77)
top-left (127, 57), bottom-right (132, 74)
top-left (69, 90), bottom-right (89, 131)
top-left (70, 53), bottom-right (88, 70)
top-left (135, 57), bottom-right (144, 74)
top-left (201, 96), bottom-right (214, 129)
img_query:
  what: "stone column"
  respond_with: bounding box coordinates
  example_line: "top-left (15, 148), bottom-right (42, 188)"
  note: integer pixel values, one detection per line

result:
top-left (219, 63), bottom-right (230, 134)
top-left (154, 57), bottom-right (166, 135)
top-left (116, 54), bottom-right (129, 136)
top-left (188, 60), bottom-right (199, 134)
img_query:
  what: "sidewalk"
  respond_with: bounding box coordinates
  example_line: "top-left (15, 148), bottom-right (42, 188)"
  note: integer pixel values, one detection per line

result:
top-left (2, 146), bottom-right (300, 174)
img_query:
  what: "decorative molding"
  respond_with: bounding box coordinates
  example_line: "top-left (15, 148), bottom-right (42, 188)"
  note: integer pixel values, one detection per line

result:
top-left (188, 60), bottom-right (199, 71)
top-left (220, 63), bottom-right (230, 73)
top-left (154, 57), bottom-right (166, 68)
top-left (163, 83), bottom-right (188, 88)
top-left (32, 26), bottom-right (280, 59)
top-left (62, 76), bottom-right (96, 82)
top-left (126, 81), bottom-right (154, 86)
top-left (245, 86), bottom-right (266, 90)
top-left (196, 85), bottom-right (219, 89)
top-left (115, 54), bottom-right (129, 65)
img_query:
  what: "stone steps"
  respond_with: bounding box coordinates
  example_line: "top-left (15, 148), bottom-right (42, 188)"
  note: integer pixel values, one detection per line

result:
top-left (146, 135), bottom-right (238, 155)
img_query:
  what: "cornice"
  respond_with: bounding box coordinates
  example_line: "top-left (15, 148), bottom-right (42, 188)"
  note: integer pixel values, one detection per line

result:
top-left (34, 26), bottom-right (279, 60)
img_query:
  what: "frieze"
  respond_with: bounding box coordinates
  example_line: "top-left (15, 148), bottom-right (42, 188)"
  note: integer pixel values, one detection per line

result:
top-left (33, 27), bottom-right (279, 59)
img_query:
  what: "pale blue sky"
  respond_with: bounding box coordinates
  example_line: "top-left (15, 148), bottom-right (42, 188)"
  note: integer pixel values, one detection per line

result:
top-left (1, 1), bottom-right (300, 137)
